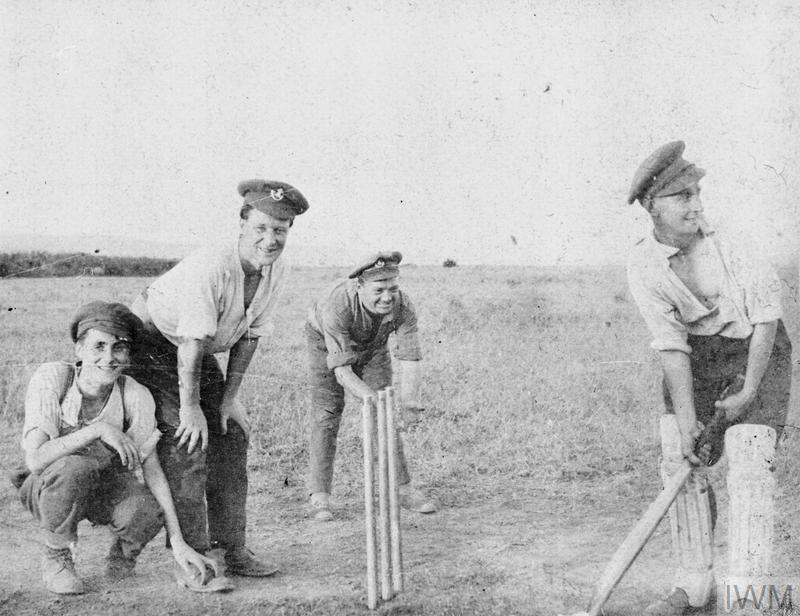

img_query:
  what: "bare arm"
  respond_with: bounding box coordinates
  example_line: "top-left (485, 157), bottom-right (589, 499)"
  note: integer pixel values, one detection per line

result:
top-left (397, 359), bottom-right (426, 429)
top-left (397, 360), bottom-right (422, 407)
top-left (224, 336), bottom-right (258, 401)
top-left (715, 320), bottom-right (778, 420)
top-left (24, 423), bottom-right (139, 474)
top-left (175, 338), bottom-right (209, 453)
top-left (659, 350), bottom-right (703, 465)
top-left (334, 366), bottom-right (374, 401)
top-left (218, 336), bottom-right (259, 435)
top-left (743, 321), bottom-right (778, 393)
top-left (333, 360), bottom-right (424, 405)
top-left (141, 454), bottom-right (186, 541)
top-left (141, 455), bottom-right (218, 575)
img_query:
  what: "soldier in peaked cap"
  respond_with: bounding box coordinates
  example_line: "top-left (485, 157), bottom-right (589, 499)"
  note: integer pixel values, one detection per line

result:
top-left (127, 179), bottom-right (308, 589)
top-left (304, 251), bottom-right (436, 521)
top-left (625, 142), bottom-right (791, 615)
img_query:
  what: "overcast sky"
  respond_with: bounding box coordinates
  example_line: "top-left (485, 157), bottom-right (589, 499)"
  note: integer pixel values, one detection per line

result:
top-left (2, 1), bottom-right (799, 265)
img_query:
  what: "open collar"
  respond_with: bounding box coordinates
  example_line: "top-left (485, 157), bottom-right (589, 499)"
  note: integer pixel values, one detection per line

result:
top-left (647, 217), bottom-right (716, 263)
top-left (233, 239), bottom-right (282, 305)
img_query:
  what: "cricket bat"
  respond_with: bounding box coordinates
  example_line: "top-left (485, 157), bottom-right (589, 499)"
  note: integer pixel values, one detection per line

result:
top-left (572, 409), bottom-right (730, 616)
top-left (581, 459), bottom-right (693, 616)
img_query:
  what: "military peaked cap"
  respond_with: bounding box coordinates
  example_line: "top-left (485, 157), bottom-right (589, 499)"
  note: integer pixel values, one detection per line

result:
top-left (627, 141), bottom-right (705, 205)
top-left (237, 179), bottom-right (310, 219)
top-left (349, 251), bottom-right (403, 281)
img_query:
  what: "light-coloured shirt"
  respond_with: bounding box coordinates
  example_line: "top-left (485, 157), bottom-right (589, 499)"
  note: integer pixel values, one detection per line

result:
top-left (308, 279), bottom-right (422, 370)
top-left (138, 242), bottom-right (288, 354)
top-left (22, 362), bottom-right (161, 462)
top-left (627, 228), bottom-right (783, 354)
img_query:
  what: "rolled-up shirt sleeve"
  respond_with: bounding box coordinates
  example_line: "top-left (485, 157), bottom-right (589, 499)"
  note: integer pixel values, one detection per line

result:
top-left (21, 364), bottom-right (64, 449)
top-left (393, 295), bottom-right (423, 361)
top-left (121, 377), bottom-right (161, 462)
top-left (321, 306), bottom-right (359, 370)
top-left (165, 252), bottom-right (223, 341)
top-left (627, 265), bottom-right (692, 354)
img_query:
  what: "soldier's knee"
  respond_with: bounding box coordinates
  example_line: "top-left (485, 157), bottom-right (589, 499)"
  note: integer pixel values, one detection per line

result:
top-left (315, 410), bottom-right (343, 432)
top-left (158, 439), bottom-right (207, 473)
top-left (42, 455), bottom-right (100, 492)
top-left (115, 489), bottom-right (164, 538)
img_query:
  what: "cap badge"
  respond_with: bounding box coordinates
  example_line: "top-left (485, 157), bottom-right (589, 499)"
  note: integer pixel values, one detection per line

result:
top-left (374, 259), bottom-right (385, 269)
top-left (270, 188), bottom-right (284, 201)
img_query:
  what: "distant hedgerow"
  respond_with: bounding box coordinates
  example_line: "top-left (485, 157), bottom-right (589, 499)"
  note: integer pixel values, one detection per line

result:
top-left (0, 252), bottom-right (178, 278)
top-left (443, 259), bottom-right (458, 268)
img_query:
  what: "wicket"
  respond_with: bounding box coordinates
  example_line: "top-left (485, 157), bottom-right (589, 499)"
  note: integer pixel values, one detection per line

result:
top-left (361, 387), bottom-right (404, 610)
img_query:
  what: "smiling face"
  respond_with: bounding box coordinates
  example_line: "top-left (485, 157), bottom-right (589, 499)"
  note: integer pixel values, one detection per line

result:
top-left (238, 208), bottom-right (292, 271)
top-left (75, 328), bottom-right (131, 387)
top-left (358, 275), bottom-right (401, 315)
top-left (649, 183), bottom-right (704, 240)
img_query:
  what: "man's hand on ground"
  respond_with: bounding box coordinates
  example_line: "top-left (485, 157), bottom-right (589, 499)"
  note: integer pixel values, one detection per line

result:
top-left (176, 404), bottom-right (208, 453)
top-left (171, 539), bottom-right (219, 580)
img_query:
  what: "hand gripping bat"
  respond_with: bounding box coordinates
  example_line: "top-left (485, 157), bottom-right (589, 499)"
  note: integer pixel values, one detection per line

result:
top-left (561, 409), bottom-right (730, 616)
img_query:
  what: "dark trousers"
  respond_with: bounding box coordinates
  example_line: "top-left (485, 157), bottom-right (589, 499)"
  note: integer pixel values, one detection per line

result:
top-left (19, 454), bottom-right (163, 557)
top-left (662, 320), bottom-right (792, 525)
top-left (128, 326), bottom-right (248, 552)
top-left (663, 321), bottom-right (792, 528)
top-left (305, 323), bottom-right (411, 495)
top-left (663, 320), bottom-right (792, 435)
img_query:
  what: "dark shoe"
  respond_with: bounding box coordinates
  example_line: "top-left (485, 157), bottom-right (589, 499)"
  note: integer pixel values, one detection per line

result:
top-left (224, 546), bottom-right (279, 577)
top-left (174, 562), bottom-right (235, 593)
top-left (309, 492), bottom-right (334, 522)
top-left (399, 485), bottom-right (437, 514)
top-left (644, 588), bottom-right (691, 616)
top-left (105, 538), bottom-right (136, 581)
top-left (42, 546), bottom-right (85, 595)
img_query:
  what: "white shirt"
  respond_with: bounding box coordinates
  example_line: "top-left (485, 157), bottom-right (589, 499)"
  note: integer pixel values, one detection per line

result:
top-left (22, 362), bottom-right (161, 462)
top-left (139, 242), bottom-right (289, 354)
top-left (627, 228), bottom-right (782, 354)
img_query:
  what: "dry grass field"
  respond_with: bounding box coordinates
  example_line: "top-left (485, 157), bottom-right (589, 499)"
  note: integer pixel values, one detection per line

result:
top-left (1, 265), bottom-right (798, 615)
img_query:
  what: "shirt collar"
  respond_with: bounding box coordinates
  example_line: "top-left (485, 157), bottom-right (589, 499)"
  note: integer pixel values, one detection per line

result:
top-left (647, 232), bottom-right (682, 259)
top-left (646, 217), bottom-right (716, 261)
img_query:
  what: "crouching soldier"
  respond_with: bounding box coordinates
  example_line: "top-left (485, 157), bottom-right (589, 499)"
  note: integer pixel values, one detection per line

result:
top-left (305, 251), bottom-right (437, 521)
top-left (15, 302), bottom-right (221, 594)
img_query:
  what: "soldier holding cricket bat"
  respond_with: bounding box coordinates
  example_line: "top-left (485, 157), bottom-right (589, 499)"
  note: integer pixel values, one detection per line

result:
top-left (304, 251), bottom-right (436, 521)
top-left (626, 141), bottom-right (792, 615)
